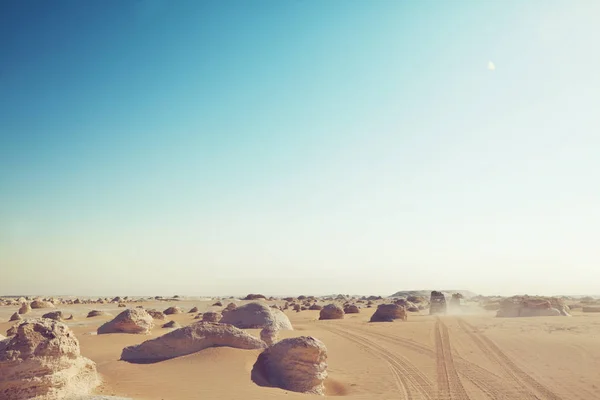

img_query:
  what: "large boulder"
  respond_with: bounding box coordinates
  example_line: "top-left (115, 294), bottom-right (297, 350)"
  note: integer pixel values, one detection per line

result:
top-left (252, 336), bottom-right (327, 395)
top-left (87, 310), bottom-right (110, 318)
top-left (0, 319), bottom-right (99, 399)
top-left (163, 306), bottom-right (183, 315)
top-left (97, 309), bottom-right (154, 334)
top-left (9, 312), bottom-right (22, 322)
top-left (188, 307), bottom-right (199, 313)
top-left (220, 302), bottom-right (293, 330)
top-left (162, 321), bottom-right (181, 329)
top-left (370, 304), bottom-right (407, 322)
top-left (243, 294), bottom-right (266, 301)
top-left (146, 309), bottom-right (166, 320)
top-left (343, 304), bottom-right (360, 314)
top-left (30, 300), bottom-right (55, 309)
top-left (496, 296), bottom-right (570, 318)
top-left (319, 304), bottom-right (344, 320)
top-left (18, 303), bottom-right (31, 315)
top-left (202, 312), bottom-right (221, 323)
top-left (224, 303), bottom-right (237, 312)
top-left (260, 326), bottom-right (279, 346)
top-left (121, 322), bottom-right (266, 363)
top-left (42, 311), bottom-right (64, 321)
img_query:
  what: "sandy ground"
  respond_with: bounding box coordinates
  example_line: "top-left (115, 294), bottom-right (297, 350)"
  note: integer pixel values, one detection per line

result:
top-left (2, 300), bottom-right (600, 400)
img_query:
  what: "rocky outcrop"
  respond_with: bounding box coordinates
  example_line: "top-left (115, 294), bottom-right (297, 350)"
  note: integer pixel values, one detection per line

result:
top-left (260, 326), bottom-right (278, 346)
top-left (42, 311), bottom-right (64, 321)
top-left (429, 291), bottom-right (447, 315)
top-left (0, 319), bottom-right (99, 399)
top-left (252, 336), bottom-right (327, 395)
top-left (343, 304), bottom-right (360, 314)
top-left (188, 307), bottom-right (198, 313)
top-left (30, 300), bottom-right (55, 309)
top-left (162, 321), bottom-right (181, 329)
top-left (319, 304), bottom-right (344, 320)
top-left (9, 312), bottom-right (22, 322)
top-left (87, 310), bottom-right (110, 318)
top-left (224, 303), bottom-right (237, 312)
top-left (97, 309), bottom-right (154, 334)
top-left (243, 294), bottom-right (266, 301)
top-left (220, 302), bottom-right (293, 330)
top-left (496, 296), bottom-right (570, 318)
top-left (18, 303), bottom-right (31, 315)
top-left (121, 322), bottom-right (266, 363)
top-left (212, 301), bottom-right (223, 307)
top-left (202, 312), bottom-right (221, 323)
top-left (370, 304), bottom-right (407, 322)
top-left (146, 309), bottom-right (166, 320)
top-left (163, 307), bottom-right (183, 315)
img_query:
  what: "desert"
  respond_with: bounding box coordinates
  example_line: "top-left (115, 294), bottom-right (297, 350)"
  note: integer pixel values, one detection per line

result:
top-left (2, 292), bottom-right (600, 400)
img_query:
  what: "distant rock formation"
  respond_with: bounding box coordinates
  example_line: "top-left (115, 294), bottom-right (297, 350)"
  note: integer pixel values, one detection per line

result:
top-left (42, 311), bottom-right (63, 321)
top-left (188, 307), bottom-right (199, 313)
top-left (18, 303), bottom-right (31, 315)
top-left (9, 312), bottom-right (22, 322)
top-left (213, 301), bottom-right (223, 307)
top-left (343, 304), bottom-right (360, 314)
top-left (224, 303), bottom-right (237, 312)
top-left (30, 300), bottom-right (54, 309)
top-left (220, 302), bottom-right (293, 330)
top-left (202, 312), bottom-right (221, 323)
top-left (370, 304), bottom-right (407, 322)
top-left (87, 310), bottom-right (110, 318)
top-left (121, 322), bottom-right (265, 363)
top-left (162, 320), bottom-right (181, 329)
top-left (319, 304), bottom-right (344, 320)
top-left (309, 304), bottom-right (323, 310)
top-left (97, 309), bottom-right (154, 334)
top-left (243, 294), bottom-right (267, 301)
top-left (0, 319), bottom-right (99, 399)
top-left (429, 291), bottom-right (447, 315)
top-left (252, 336), bottom-right (327, 395)
top-left (496, 296), bottom-right (570, 317)
top-left (146, 309), bottom-right (166, 320)
top-left (163, 306), bottom-right (183, 315)
top-left (260, 326), bottom-right (279, 346)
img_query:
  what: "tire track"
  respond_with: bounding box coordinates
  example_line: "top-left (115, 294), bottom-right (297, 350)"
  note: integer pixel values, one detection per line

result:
top-left (457, 319), bottom-right (562, 400)
top-left (434, 319), bottom-right (471, 400)
top-left (340, 322), bottom-right (517, 400)
top-left (322, 323), bottom-right (434, 400)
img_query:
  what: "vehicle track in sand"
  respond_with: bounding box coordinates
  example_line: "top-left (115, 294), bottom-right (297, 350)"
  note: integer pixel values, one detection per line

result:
top-left (322, 323), bottom-right (435, 400)
top-left (434, 318), bottom-right (471, 400)
top-left (339, 322), bottom-right (516, 400)
top-left (456, 318), bottom-right (563, 400)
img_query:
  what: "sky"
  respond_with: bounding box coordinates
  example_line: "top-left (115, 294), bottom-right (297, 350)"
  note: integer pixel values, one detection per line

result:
top-left (1, 1), bottom-right (599, 297)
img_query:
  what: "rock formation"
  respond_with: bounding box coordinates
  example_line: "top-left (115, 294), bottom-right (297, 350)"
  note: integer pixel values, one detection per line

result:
top-left (370, 304), bottom-right (407, 322)
top-left (343, 304), bottom-right (360, 314)
top-left (220, 302), bottom-right (293, 330)
top-left (202, 312), bottom-right (221, 323)
top-left (224, 303), bottom-right (237, 312)
top-left (97, 309), bottom-right (154, 334)
top-left (0, 319), bottom-right (99, 399)
top-left (429, 291), bottom-right (447, 315)
top-left (319, 304), bottom-right (344, 320)
top-left (163, 306), bottom-right (183, 315)
top-left (18, 303), bottom-right (31, 315)
top-left (146, 309), bottom-right (166, 320)
top-left (213, 301), bottom-right (223, 307)
top-left (42, 311), bottom-right (63, 321)
top-left (162, 320), bottom-right (181, 329)
top-left (252, 336), bottom-right (327, 395)
top-left (496, 296), bottom-right (570, 317)
top-left (243, 294), bottom-right (266, 301)
top-left (260, 326), bottom-right (279, 346)
top-left (188, 307), bottom-right (198, 313)
top-left (30, 300), bottom-right (54, 309)
top-left (10, 312), bottom-right (22, 322)
top-left (87, 310), bottom-right (110, 318)
top-left (121, 322), bottom-right (266, 363)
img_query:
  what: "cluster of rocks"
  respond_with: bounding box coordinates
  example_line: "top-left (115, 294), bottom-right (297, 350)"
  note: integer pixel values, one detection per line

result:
top-left (496, 296), bottom-right (571, 318)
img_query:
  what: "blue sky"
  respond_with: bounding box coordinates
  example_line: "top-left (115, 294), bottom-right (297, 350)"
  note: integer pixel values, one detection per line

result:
top-left (1, 1), bottom-right (599, 296)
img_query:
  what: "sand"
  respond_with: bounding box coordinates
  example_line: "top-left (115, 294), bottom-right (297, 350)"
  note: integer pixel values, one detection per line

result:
top-left (2, 299), bottom-right (600, 400)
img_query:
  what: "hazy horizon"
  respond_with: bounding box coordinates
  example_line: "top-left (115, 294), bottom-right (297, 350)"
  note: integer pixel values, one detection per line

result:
top-left (2, 1), bottom-right (599, 297)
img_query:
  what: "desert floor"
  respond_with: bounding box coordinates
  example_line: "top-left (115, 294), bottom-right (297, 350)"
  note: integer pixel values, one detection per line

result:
top-left (2, 300), bottom-right (600, 400)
